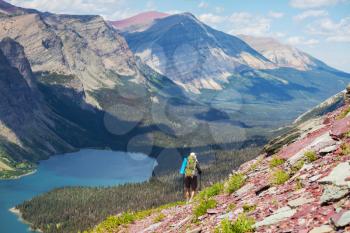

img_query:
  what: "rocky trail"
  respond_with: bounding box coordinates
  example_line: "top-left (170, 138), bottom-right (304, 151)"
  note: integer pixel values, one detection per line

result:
top-left (100, 88), bottom-right (350, 233)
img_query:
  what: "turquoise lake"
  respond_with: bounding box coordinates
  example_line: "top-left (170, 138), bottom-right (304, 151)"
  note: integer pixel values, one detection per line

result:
top-left (0, 149), bottom-right (156, 233)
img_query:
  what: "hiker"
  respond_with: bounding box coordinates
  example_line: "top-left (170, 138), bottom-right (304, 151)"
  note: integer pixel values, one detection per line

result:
top-left (184, 152), bottom-right (202, 202)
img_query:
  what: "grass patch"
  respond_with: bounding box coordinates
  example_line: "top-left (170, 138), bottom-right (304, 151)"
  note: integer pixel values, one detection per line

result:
top-left (336, 106), bottom-right (350, 120)
top-left (90, 201), bottom-right (184, 232)
top-left (340, 143), bottom-right (350, 156)
top-left (215, 214), bottom-right (255, 233)
top-left (269, 156), bottom-right (285, 168)
top-left (193, 198), bottom-right (217, 219)
top-left (304, 151), bottom-right (317, 163)
top-left (344, 130), bottom-right (350, 139)
top-left (91, 212), bottom-right (135, 232)
top-left (153, 213), bottom-right (165, 223)
top-left (242, 204), bottom-right (257, 213)
top-left (224, 173), bottom-right (246, 194)
top-left (291, 160), bottom-right (304, 174)
top-left (271, 169), bottom-right (290, 185)
top-left (227, 203), bottom-right (236, 212)
top-left (196, 182), bottom-right (224, 200)
top-left (295, 178), bottom-right (303, 190)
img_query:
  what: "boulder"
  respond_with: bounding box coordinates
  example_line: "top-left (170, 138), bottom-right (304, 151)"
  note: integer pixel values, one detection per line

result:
top-left (319, 162), bottom-right (350, 187)
top-left (288, 197), bottom-right (314, 208)
top-left (254, 206), bottom-right (296, 228)
top-left (330, 116), bottom-right (350, 139)
top-left (320, 185), bottom-right (349, 204)
top-left (319, 145), bottom-right (338, 155)
top-left (309, 225), bottom-right (334, 233)
top-left (331, 210), bottom-right (350, 228)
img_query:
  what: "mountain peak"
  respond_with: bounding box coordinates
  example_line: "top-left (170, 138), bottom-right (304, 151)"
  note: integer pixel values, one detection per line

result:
top-left (110, 11), bottom-right (169, 32)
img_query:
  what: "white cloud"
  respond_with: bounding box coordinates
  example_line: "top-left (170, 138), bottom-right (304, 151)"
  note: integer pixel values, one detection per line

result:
top-left (306, 17), bottom-right (350, 42)
top-left (289, 0), bottom-right (345, 9)
top-left (199, 11), bottom-right (277, 37)
top-left (215, 6), bottom-right (224, 13)
top-left (228, 12), bottom-right (271, 36)
top-left (286, 36), bottom-right (319, 45)
top-left (198, 13), bottom-right (225, 25)
top-left (294, 10), bottom-right (328, 21)
top-left (198, 1), bottom-right (209, 9)
top-left (268, 11), bottom-right (284, 18)
top-left (8, 0), bottom-right (136, 20)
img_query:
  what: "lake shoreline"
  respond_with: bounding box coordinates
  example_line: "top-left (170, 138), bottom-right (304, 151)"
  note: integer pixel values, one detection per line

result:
top-left (9, 207), bottom-right (43, 233)
top-left (0, 169), bottom-right (37, 180)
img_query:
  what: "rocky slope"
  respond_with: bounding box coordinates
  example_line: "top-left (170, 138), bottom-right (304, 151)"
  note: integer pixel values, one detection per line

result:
top-left (91, 88), bottom-right (350, 232)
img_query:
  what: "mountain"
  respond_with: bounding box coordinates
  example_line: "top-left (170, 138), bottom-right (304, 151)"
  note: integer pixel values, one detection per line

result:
top-left (239, 35), bottom-right (335, 71)
top-left (123, 13), bottom-right (275, 93)
top-left (110, 11), bottom-right (169, 33)
top-left (121, 12), bottom-right (349, 126)
top-left (0, 10), bottom-right (144, 108)
top-left (0, 2), bottom-right (250, 177)
top-left (0, 1), bottom-right (349, 178)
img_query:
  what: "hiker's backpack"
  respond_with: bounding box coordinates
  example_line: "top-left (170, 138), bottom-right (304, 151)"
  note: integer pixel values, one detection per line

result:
top-left (180, 157), bottom-right (187, 175)
top-left (185, 155), bottom-right (197, 177)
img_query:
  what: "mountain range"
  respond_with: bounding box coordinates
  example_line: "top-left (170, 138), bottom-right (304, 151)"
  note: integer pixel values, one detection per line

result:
top-left (0, 1), bottom-right (349, 177)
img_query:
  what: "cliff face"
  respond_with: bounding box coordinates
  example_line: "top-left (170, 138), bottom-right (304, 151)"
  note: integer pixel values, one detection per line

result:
top-left (0, 11), bottom-right (144, 108)
top-left (92, 89), bottom-right (350, 232)
top-left (0, 37), bottom-right (75, 175)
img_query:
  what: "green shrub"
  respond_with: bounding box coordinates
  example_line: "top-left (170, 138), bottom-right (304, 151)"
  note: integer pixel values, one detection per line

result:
top-left (224, 173), bottom-right (246, 194)
top-left (269, 156), bottom-right (285, 168)
top-left (193, 198), bottom-right (217, 219)
top-left (94, 212), bottom-right (135, 232)
top-left (227, 203), bottom-right (236, 211)
top-left (242, 204), bottom-right (257, 213)
top-left (336, 106), bottom-right (350, 120)
top-left (271, 169), bottom-right (289, 185)
top-left (153, 213), bottom-right (165, 223)
top-left (304, 151), bottom-right (317, 163)
top-left (295, 178), bottom-right (303, 190)
top-left (340, 143), bottom-right (350, 156)
top-left (344, 131), bottom-right (350, 138)
top-left (215, 214), bottom-right (255, 233)
top-left (291, 160), bottom-right (304, 174)
top-left (197, 182), bottom-right (224, 200)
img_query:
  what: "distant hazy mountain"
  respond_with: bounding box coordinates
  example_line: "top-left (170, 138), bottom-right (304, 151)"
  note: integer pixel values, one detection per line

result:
top-left (121, 12), bottom-right (349, 95)
top-left (110, 11), bottom-right (169, 33)
top-left (238, 35), bottom-right (334, 71)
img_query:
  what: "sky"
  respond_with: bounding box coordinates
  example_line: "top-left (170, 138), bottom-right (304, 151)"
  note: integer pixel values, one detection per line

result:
top-left (8, 0), bottom-right (350, 72)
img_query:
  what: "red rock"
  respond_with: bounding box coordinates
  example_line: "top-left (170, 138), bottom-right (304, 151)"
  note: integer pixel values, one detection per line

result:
top-left (330, 116), bottom-right (350, 139)
top-left (279, 126), bottom-right (330, 160)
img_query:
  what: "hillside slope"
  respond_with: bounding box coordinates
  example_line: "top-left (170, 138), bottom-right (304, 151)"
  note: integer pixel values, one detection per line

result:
top-left (90, 87), bottom-right (350, 233)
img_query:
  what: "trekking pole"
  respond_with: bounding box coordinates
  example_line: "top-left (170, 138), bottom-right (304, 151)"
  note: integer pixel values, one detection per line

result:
top-left (199, 173), bottom-right (202, 191)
